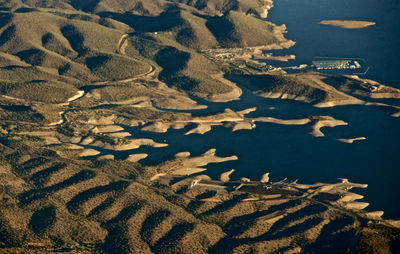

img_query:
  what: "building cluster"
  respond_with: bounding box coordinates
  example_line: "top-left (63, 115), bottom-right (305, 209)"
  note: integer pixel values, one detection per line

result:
top-left (312, 60), bottom-right (361, 70)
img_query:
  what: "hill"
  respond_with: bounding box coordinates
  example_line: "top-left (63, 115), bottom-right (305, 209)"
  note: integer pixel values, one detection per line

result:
top-left (0, 138), bottom-right (399, 253)
top-left (0, 9), bottom-right (151, 84)
top-left (229, 72), bottom-right (361, 106)
top-left (1, 1), bottom-right (399, 253)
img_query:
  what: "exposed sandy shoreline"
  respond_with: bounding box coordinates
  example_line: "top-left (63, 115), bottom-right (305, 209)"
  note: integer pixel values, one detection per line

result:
top-left (153, 149), bottom-right (238, 176)
top-left (311, 116), bottom-right (348, 137)
top-left (338, 137), bottom-right (366, 144)
top-left (319, 20), bottom-right (376, 29)
top-left (152, 159), bottom-right (400, 228)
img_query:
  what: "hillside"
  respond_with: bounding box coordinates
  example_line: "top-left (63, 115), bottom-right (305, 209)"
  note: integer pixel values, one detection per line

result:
top-left (0, 10), bottom-right (151, 84)
top-left (0, 1), bottom-right (289, 100)
top-left (2, 0), bottom-right (270, 17)
top-left (229, 72), bottom-right (362, 106)
top-left (207, 10), bottom-right (277, 47)
top-left (1, 0), bottom-right (400, 253)
top-left (0, 138), bottom-right (399, 253)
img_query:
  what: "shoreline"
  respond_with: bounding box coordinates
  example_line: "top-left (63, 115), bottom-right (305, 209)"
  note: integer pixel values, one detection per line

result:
top-left (319, 20), bottom-right (376, 29)
top-left (152, 166), bottom-right (400, 228)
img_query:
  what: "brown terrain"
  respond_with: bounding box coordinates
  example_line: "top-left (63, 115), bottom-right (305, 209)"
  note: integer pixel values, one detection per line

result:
top-left (319, 20), bottom-right (376, 29)
top-left (0, 0), bottom-right (399, 253)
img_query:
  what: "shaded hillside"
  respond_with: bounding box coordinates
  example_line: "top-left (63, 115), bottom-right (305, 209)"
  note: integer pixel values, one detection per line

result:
top-left (207, 11), bottom-right (277, 47)
top-left (0, 138), bottom-right (399, 253)
top-left (229, 72), bottom-right (354, 104)
top-left (3, 2), bottom-right (399, 253)
top-left (5, 0), bottom-right (269, 17)
top-left (175, 0), bottom-right (270, 18)
top-left (0, 9), bottom-right (150, 84)
top-left (175, 10), bottom-right (218, 49)
top-left (0, 0), bottom-right (286, 100)
top-left (153, 46), bottom-right (233, 97)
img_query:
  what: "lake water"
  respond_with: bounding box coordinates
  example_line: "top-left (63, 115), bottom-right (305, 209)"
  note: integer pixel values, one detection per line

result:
top-left (85, 83), bottom-right (400, 219)
top-left (267, 0), bottom-right (400, 88)
top-left (85, 0), bottom-right (400, 219)
top-left (262, 0), bottom-right (400, 218)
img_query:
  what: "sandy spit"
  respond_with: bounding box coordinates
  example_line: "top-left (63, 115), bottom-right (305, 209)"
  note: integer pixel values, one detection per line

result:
top-left (311, 116), bottom-right (348, 137)
top-left (319, 20), bottom-right (376, 29)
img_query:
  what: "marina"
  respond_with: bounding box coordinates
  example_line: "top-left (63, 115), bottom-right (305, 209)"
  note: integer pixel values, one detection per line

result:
top-left (278, 57), bottom-right (369, 75)
top-left (312, 59), bottom-right (361, 70)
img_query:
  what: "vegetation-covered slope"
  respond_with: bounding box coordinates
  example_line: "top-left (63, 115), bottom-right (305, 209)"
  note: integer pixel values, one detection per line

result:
top-left (0, 139), bottom-right (399, 253)
top-left (1, 1), bottom-right (399, 253)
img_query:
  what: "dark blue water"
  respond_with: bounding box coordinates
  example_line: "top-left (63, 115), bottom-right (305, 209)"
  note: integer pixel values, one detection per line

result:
top-left (267, 0), bottom-right (400, 88)
top-left (91, 85), bottom-right (400, 219)
top-left (85, 0), bottom-right (400, 218)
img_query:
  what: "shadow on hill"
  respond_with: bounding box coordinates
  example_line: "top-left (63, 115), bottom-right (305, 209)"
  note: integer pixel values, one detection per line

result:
top-left (69, 0), bottom-right (102, 13)
top-left (222, 199), bottom-right (303, 237)
top-left (187, 190), bottom-right (218, 213)
top-left (87, 196), bottom-right (115, 217)
top-left (19, 169), bottom-right (97, 205)
top-left (29, 162), bottom-right (67, 187)
top-left (206, 200), bottom-right (330, 253)
top-left (85, 55), bottom-right (110, 71)
top-left (154, 46), bottom-right (200, 91)
top-left (175, 27), bottom-right (196, 48)
top-left (209, 216), bottom-right (323, 253)
top-left (0, 25), bottom-right (16, 48)
top-left (14, 7), bottom-right (37, 13)
top-left (29, 206), bottom-right (56, 235)
top-left (67, 180), bottom-right (130, 213)
top-left (302, 215), bottom-right (357, 253)
top-left (229, 74), bottom-right (328, 103)
top-left (102, 202), bottom-right (143, 254)
top-left (15, 157), bottom-right (50, 175)
top-left (0, 13), bottom-right (13, 29)
top-left (154, 46), bottom-right (190, 77)
top-left (60, 24), bottom-right (86, 55)
top-left (206, 16), bottom-right (235, 45)
top-left (140, 209), bottom-right (171, 243)
top-left (98, 10), bottom-right (183, 32)
top-left (196, 190), bottom-right (217, 199)
top-left (152, 222), bottom-right (195, 254)
top-left (0, 104), bottom-right (31, 112)
top-left (200, 193), bottom-right (249, 216)
top-left (42, 33), bottom-right (77, 58)
top-left (267, 203), bottom-right (328, 235)
top-left (0, 104), bottom-right (45, 123)
top-left (16, 49), bottom-right (45, 66)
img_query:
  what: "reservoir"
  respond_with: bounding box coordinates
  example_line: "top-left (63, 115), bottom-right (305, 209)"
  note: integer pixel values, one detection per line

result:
top-left (87, 84), bottom-right (400, 219)
top-left (266, 0), bottom-right (400, 88)
top-left (81, 0), bottom-right (400, 219)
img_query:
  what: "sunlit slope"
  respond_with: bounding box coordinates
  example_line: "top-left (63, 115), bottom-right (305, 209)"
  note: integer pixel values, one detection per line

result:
top-left (175, 10), bottom-right (218, 49)
top-left (0, 139), bottom-right (399, 253)
top-left (206, 10), bottom-right (277, 47)
top-left (0, 10), bottom-right (150, 83)
top-left (174, 0), bottom-right (270, 17)
top-left (8, 0), bottom-right (268, 18)
top-left (1, 1), bottom-right (281, 50)
top-left (70, 0), bottom-right (166, 15)
top-left (0, 0), bottom-right (74, 10)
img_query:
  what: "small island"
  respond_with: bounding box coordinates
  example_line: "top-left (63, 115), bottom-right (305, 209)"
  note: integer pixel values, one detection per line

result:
top-left (319, 20), bottom-right (376, 29)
